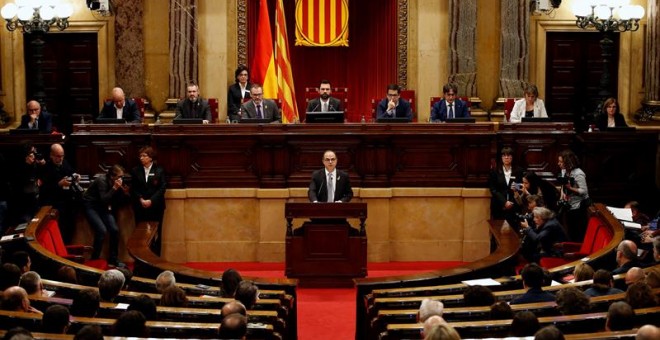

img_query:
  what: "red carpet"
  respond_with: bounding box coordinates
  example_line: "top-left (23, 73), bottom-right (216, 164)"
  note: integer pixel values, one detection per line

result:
top-left (185, 261), bottom-right (467, 340)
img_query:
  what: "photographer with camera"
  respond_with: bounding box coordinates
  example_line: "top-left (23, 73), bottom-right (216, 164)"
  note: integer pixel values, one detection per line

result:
top-left (520, 206), bottom-right (568, 263)
top-left (557, 149), bottom-right (590, 242)
top-left (39, 143), bottom-right (80, 244)
top-left (489, 147), bottom-right (524, 229)
top-left (83, 165), bottom-right (130, 267)
top-left (10, 144), bottom-right (45, 226)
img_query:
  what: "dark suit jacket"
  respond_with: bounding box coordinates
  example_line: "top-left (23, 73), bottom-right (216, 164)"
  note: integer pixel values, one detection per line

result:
top-left (130, 163), bottom-right (167, 222)
top-left (488, 165), bottom-right (524, 219)
top-left (376, 98), bottom-right (412, 121)
top-left (431, 99), bottom-right (470, 122)
top-left (595, 113), bottom-right (627, 130)
top-left (99, 99), bottom-right (141, 123)
top-left (241, 99), bottom-right (281, 122)
top-left (308, 169), bottom-right (353, 203)
top-left (19, 111), bottom-right (52, 133)
top-left (306, 97), bottom-right (343, 112)
top-left (510, 288), bottom-right (555, 305)
top-left (227, 82), bottom-right (252, 122)
top-left (175, 98), bottom-right (212, 121)
top-left (524, 217), bottom-right (568, 257)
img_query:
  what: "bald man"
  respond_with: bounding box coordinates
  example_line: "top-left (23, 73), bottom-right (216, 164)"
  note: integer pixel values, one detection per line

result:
top-left (99, 87), bottom-right (141, 123)
top-left (39, 143), bottom-right (79, 243)
top-left (19, 100), bottom-right (52, 133)
top-left (613, 240), bottom-right (639, 275)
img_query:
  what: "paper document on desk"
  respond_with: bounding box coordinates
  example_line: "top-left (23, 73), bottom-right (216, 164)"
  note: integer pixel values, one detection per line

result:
top-left (461, 278), bottom-right (501, 286)
top-left (606, 206), bottom-right (633, 221)
top-left (623, 221), bottom-right (642, 229)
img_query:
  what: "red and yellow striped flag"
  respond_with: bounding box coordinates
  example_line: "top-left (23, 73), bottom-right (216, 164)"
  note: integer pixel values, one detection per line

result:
top-left (276, 0), bottom-right (299, 123)
top-left (251, 0), bottom-right (278, 98)
top-left (295, 0), bottom-right (349, 47)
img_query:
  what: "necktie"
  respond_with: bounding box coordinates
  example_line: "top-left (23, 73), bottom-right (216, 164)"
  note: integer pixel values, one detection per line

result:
top-left (322, 102), bottom-right (328, 112)
top-left (448, 103), bottom-right (454, 119)
top-left (256, 105), bottom-right (263, 119)
top-left (327, 173), bottom-right (334, 202)
top-left (34, 120), bottom-right (38, 129)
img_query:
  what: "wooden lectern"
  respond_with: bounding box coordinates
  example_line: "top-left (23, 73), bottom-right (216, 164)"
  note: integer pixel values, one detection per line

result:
top-left (285, 202), bottom-right (367, 287)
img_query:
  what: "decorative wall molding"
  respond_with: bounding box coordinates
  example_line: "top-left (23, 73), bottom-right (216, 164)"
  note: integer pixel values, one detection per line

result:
top-left (397, 0), bottom-right (409, 88)
top-left (237, 0), bottom-right (248, 67)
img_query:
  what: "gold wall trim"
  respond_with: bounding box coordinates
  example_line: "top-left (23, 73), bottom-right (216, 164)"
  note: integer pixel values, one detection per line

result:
top-left (237, 0), bottom-right (248, 67)
top-left (398, 0), bottom-right (409, 88)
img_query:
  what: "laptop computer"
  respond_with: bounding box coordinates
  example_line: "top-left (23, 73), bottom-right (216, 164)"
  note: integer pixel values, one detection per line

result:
top-left (306, 111), bottom-right (344, 123)
top-left (95, 118), bottom-right (127, 124)
top-left (173, 118), bottom-right (204, 124)
top-left (445, 117), bottom-right (476, 123)
top-left (238, 118), bottom-right (273, 124)
top-left (376, 117), bottom-right (411, 123)
top-left (521, 117), bottom-right (551, 123)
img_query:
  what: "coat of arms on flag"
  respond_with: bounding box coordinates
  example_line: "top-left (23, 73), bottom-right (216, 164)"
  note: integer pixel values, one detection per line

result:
top-left (295, 0), bottom-right (349, 47)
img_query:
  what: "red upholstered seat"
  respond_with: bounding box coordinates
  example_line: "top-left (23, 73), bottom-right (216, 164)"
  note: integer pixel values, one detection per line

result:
top-left (39, 220), bottom-right (107, 269)
top-left (540, 217), bottom-right (613, 268)
top-left (504, 98), bottom-right (516, 122)
top-left (207, 98), bottom-right (219, 123)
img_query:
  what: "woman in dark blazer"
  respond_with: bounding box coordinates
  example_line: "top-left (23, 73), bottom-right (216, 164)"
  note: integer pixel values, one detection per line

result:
top-left (130, 146), bottom-right (166, 253)
top-left (595, 97), bottom-right (627, 130)
top-left (227, 65), bottom-right (252, 122)
top-left (488, 147), bottom-right (524, 227)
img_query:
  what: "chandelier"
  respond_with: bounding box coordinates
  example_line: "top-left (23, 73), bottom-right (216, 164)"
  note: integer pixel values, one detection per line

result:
top-left (1, 0), bottom-right (73, 33)
top-left (572, 0), bottom-right (645, 32)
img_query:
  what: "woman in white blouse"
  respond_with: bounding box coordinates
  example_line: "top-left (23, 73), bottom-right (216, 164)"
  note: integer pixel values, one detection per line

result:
top-left (509, 84), bottom-right (548, 123)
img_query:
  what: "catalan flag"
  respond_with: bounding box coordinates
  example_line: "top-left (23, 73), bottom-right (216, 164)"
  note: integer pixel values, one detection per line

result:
top-left (251, 0), bottom-right (278, 98)
top-left (295, 0), bottom-right (349, 47)
top-left (276, 0), bottom-right (299, 123)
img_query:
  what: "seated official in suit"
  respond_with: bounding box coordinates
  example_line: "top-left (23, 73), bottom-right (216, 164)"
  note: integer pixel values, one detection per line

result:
top-left (18, 100), bottom-right (52, 133)
top-left (227, 65), bottom-right (252, 122)
top-left (174, 82), bottom-right (212, 124)
top-left (240, 84), bottom-right (281, 122)
top-left (595, 97), bottom-right (628, 130)
top-left (308, 150), bottom-right (353, 203)
top-left (306, 79), bottom-right (343, 112)
top-left (509, 83), bottom-right (548, 123)
top-left (430, 82), bottom-right (470, 122)
top-left (98, 87), bottom-right (141, 123)
top-left (376, 83), bottom-right (413, 122)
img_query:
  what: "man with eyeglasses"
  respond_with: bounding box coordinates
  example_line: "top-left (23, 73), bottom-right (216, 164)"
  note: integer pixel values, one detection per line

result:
top-left (431, 83), bottom-right (470, 122)
top-left (376, 84), bottom-right (412, 122)
top-left (19, 100), bottom-right (52, 133)
top-left (308, 150), bottom-right (353, 203)
top-left (240, 84), bottom-right (281, 122)
top-left (175, 82), bottom-right (212, 124)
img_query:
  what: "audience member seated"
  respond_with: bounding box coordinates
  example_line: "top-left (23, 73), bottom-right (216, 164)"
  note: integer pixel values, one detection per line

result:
top-left (0, 263), bottom-right (22, 291)
top-left (584, 269), bottom-right (623, 297)
top-left (509, 83), bottom-right (548, 123)
top-left (70, 289), bottom-right (100, 317)
top-left (624, 281), bottom-right (658, 309)
top-left (116, 266), bottom-right (133, 290)
top-left (626, 201), bottom-right (651, 226)
top-left (636, 324), bottom-right (660, 340)
top-left (510, 311), bottom-right (540, 337)
top-left (520, 207), bottom-right (568, 263)
top-left (227, 65), bottom-right (252, 122)
top-left (489, 301), bottom-right (513, 320)
top-left (430, 82), bottom-right (470, 122)
top-left (221, 300), bottom-right (247, 318)
top-left (422, 316), bottom-right (447, 339)
top-left (221, 268), bottom-right (243, 298)
top-left (511, 263), bottom-right (555, 305)
top-left (240, 84), bottom-right (281, 122)
top-left (56, 265), bottom-right (78, 284)
top-left (418, 298), bottom-right (444, 322)
top-left (160, 286), bottom-right (188, 308)
top-left (424, 323), bottom-right (460, 340)
top-left (463, 285), bottom-right (495, 307)
top-left (534, 325), bottom-right (564, 340)
top-left (488, 147), bottom-right (524, 228)
top-left (646, 267), bottom-right (660, 288)
top-left (41, 304), bottom-right (71, 334)
top-left (2, 327), bottom-right (34, 340)
top-left (155, 270), bottom-right (176, 293)
top-left (557, 149), bottom-right (591, 242)
top-left (99, 87), bottom-right (141, 123)
top-left (11, 251), bottom-right (31, 274)
top-left (654, 238), bottom-right (660, 263)
top-left (376, 84), bottom-right (413, 122)
top-left (18, 100), bottom-right (52, 133)
top-left (595, 97), bottom-right (628, 130)
top-left (127, 294), bottom-right (158, 321)
top-left (18, 271), bottom-right (44, 296)
top-left (218, 313), bottom-right (248, 340)
top-left (98, 269), bottom-right (125, 302)
top-left (555, 287), bottom-right (591, 315)
top-left (175, 82), bottom-right (212, 124)
top-left (625, 267), bottom-right (646, 286)
top-left (613, 240), bottom-right (639, 275)
top-left (572, 262), bottom-right (595, 283)
top-left (113, 310), bottom-right (149, 338)
top-left (1, 286), bottom-right (42, 314)
top-left (605, 301), bottom-right (635, 331)
top-left (74, 325), bottom-right (104, 340)
top-left (235, 281), bottom-right (259, 310)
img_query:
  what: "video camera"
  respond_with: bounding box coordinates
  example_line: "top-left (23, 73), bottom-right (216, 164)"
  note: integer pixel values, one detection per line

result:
top-left (556, 176), bottom-right (575, 186)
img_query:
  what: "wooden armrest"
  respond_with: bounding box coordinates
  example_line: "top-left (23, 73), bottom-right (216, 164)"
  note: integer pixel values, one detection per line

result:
top-left (553, 242), bottom-right (582, 253)
top-left (65, 245), bottom-right (93, 255)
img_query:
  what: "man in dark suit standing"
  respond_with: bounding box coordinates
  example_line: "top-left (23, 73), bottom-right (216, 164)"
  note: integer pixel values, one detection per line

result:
top-left (306, 79), bottom-right (343, 113)
top-left (19, 100), bottom-right (52, 133)
top-left (174, 82), bottom-right (212, 124)
top-left (240, 84), bottom-right (281, 122)
top-left (130, 146), bottom-right (167, 254)
top-left (431, 83), bottom-right (470, 122)
top-left (376, 84), bottom-right (412, 122)
top-left (308, 150), bottom-right (353, 203)
top-left (98, 87), bottom-right (141, 123)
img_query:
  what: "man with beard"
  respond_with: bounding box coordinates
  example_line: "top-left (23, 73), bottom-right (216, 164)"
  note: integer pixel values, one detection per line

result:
top-left (174, 82), bottom-right (212, 124)
top-left (306, 79), bottom-right (343, 113)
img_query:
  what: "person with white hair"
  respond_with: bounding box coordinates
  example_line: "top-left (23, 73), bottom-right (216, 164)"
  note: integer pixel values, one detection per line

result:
top-left (417, 298), bottom-right (444, 322)
top-left (422, 315), bottom-right (447, 339)
top-left (98, 269), bottom-right (125, 302)
top-left (155, 270), bottom-right (176, 293)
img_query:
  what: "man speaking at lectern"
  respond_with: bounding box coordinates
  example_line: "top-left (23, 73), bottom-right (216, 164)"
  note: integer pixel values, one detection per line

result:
top-left (308, 150), bottom-right (353, 203)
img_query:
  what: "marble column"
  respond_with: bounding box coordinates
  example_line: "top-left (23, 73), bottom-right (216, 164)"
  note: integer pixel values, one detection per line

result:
top-left (645, 0), bottom-right (659, 102)
top-left (169, 0), bottom-right (199, 98)
top-left (498, 0), bottom-right (529, 98)
top-left (448, 0), bottom-right (477, 97)
top-left (114, 0), bottom-right (146, 98)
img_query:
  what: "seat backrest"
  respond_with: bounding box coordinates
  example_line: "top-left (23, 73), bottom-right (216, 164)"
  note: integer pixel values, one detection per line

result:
top-left (592, 225), bottom-right (614, 252)
top-left (36, 224), bottom-right (56, 255)
top-left (504, 98), bottom-right (516, 121)
top-left (371, 98), bottom-right (379, 119)
top-left (207, 98), bottom-right (219, 123)
top-left (45, 220), bottom-right (69, 257)
top-left (578, 218), bottom-right (603, 254)
top-left (305, 87), bottom-right (349, 113)
top-left (400, 90), bottom-right (416, 122)
top-left (132, 97), bottom-right (146, 120)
